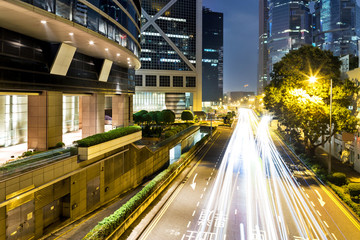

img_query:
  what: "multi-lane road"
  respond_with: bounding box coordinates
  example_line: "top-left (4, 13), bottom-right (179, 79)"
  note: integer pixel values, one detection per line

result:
top-left (131, 109), bottom-right (360, 240)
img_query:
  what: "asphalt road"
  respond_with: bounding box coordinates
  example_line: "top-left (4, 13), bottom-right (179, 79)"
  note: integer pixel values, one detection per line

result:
top-left (129, 109), bottom-right (360, 240)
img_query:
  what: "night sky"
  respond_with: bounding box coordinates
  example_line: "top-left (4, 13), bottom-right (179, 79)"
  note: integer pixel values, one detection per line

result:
top-left (203, 0), bottom-right (259, 94)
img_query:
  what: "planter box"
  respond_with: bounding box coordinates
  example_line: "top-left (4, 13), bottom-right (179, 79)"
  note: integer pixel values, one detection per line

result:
top-left (78, 131), bottom-right (142, 161)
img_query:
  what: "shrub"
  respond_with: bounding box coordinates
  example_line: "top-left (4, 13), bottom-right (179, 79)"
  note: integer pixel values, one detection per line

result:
top-left (181, 110), bottom-right (194, 121)
top-left (56, 142), bottom-right (65, 148)
top-left (348, 183), bottom-right (360, 197)
top-left (22, 150), bottom-right (34, 157)
top-left (75, 126), bottom-right (141, 147)
top-left (328, 172), bottom-right (347, 186)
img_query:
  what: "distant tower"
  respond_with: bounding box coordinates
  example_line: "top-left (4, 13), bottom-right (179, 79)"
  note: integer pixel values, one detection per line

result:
top-left (202, 7), bottom-right (224, 103)
top-left (313, 0), bottom-right (360, 57)
top-left (257, 0), bottom-right (269, 95)
top-left (267, 0), bottom-right (312, 78)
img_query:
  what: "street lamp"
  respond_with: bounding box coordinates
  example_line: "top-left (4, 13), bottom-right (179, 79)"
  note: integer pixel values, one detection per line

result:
top-left (308, 76), bottom-right (332, 174)
top-left (328, 79), bottom-right (333, 174)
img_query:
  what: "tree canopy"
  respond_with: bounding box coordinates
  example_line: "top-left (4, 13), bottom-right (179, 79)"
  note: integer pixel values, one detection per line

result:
top-left (181, 110), bottom-right (194, 121)
top-left (264, 45), bottom-right (358, 154)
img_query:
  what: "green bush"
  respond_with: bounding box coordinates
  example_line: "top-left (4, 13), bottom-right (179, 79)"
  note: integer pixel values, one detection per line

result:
top-left (181, 110), bottom-right (194, 121)
top-left (328, 172), bottom-right (347, 186)
top-left (165, 131), bottom-right (175, 138)
top-left (348, 183), bottom-right (360, 197)
top-left (75, 126), bottom-right (141, 147)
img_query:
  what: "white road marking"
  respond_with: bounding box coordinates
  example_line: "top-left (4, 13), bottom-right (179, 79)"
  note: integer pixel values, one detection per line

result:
top-left (200, 194), bottom-right (204, 199)
top-left (235, 209), bottom-right (237, 215)
top-left (203, 187), bottom-right (207, 192)
top-left (302, 187), bottom-right (305, 192)
top-left (187, 221), bottom-right (191, 228)
top-left (331, 233), bottom-right (338, 240)
top-left (317, 210), bottom-right (322, 216)
top-left (206, 181), bottom-right (209, 186)
top-left (192, 210), bottom-right (196, 217)
top-left (323, 221), bottom-right (329, 228)
top-left (306, 193), bottom-right (310, 198)
top-left (197, 202), bottom-right (200, 207)
top-left (240, 223), bottom-right (245, 240)
top-left (311, 201), bottom-right (315, 207)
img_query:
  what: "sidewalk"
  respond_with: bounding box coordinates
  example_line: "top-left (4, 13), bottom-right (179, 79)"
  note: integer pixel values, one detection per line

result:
top-left (316, 148), bottom-right (360, 183)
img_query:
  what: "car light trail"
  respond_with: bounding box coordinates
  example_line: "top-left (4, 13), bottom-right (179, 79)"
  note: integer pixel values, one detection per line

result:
top-left (189, 109), bottom-right (334, 240)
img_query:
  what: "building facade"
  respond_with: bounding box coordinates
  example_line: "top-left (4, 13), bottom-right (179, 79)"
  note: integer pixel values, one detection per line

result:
top-left (313, 0), bottom-right (360, 57)
top-left (0, 0), bottom-right (141, 150)
top-left (267, 0), bottom-right (312, 77)
top-left (134, 0), bottom-right (202, 117)
top-left (257, 0), bottom-right (268, 95)
top-left (202, 7), bottom-right (223, 103)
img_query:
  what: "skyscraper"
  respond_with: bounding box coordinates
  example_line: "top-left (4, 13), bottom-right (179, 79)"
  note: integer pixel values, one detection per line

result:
top-left (258, 0), bottom-right (269, 95)
top-left (134, 0), bottom-right (202, 116)
top-left (202, 7), bottom-right (223, 103)
top-left (267, 0), bottom-right (312, 76)
top-left (313, 0), bottom-right (360, 57)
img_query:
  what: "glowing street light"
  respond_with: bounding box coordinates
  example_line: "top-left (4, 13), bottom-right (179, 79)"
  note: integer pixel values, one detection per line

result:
top-left (307, 75), bottom-right (332, 174)
top-left (309, 76), bottom-right (317, 84)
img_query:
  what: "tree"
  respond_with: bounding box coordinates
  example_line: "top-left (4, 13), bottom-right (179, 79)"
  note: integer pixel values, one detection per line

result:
top-left (159, 109), bottom-right (175, 124)
top-left (264, 45), bottom-right (358, 155)
top-left (181, 110), bottom-right (194, 121)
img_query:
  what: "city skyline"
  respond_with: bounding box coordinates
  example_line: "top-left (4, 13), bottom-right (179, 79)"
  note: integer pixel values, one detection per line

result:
top-left (203, 0), bottom-right (258, 93)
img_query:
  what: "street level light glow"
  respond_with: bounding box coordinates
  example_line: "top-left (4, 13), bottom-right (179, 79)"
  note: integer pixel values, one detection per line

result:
top-left (309, 76), bottom-right (317, 83)
top-left (41, 20), bottom-right (47, 24)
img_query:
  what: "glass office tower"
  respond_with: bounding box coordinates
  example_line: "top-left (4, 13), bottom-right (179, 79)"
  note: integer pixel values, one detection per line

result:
top-left (267, 0), bottom-right (312, 76)
top-left (258, 0), bottom-right (269, 95)
top-left (134, 0), bottom-right (203, 117)
top-left (313, 0), bottom-right (360, 57)
top-left (202, 7), bottom-right (223, 103)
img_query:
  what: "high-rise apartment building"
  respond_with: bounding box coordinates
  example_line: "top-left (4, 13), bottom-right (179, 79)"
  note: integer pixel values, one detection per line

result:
top-left (313, 0), bottom-right (360, 57)
top-left (0, 0), bottom-right (141, 150)
top-left (267, 0), bottom-right (312, 76)
top-left (257, 0), bottom-right (269, 95)
top-left (202, 7), bottom-right (223, 103)
top-left (134, 0), bottom-right (202, 117)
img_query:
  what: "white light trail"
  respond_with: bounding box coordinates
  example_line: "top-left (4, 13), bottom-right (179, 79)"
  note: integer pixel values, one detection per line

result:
top-left (188, 108), bottom-right (334, 240)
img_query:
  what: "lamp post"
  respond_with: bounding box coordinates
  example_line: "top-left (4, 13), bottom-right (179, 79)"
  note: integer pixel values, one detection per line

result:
top-left (328, 79), bottom-right (333, 174)
top-left (308, 76), bottom-right (332, 174)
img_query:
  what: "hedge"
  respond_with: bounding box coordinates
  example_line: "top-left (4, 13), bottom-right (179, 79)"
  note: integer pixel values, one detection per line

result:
top-left (75, 126), bottom-right (141, 147)
top-left (328, 172), bottom-right (347, 186)
top-left (348, 183), bottom-right (360, 197)
top-left (83, 131), bottom-right (212, 240)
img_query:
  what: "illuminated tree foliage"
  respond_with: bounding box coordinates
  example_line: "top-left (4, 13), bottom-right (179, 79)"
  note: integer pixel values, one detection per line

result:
top-left (264, 45), bottom-right (358, 155)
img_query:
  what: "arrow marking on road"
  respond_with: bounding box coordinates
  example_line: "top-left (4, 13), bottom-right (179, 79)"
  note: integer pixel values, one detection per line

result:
top-left (190, 173), bottom-right (198, 190)
top-left (315, 189), bottom-right (326, 207)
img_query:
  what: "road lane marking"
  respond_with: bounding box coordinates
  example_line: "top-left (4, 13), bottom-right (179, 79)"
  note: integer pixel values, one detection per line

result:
top-left (203, 187), bottom-right (207, 192)
top-left (200, 194), bottom-right (203, 199)
top-left (235, 209), bottom-right (237, 215)
top-left (187, 221), bottom-right (191, 228)
top-left (317, 210), bottom-right (322, 216)
top-left (331, 233), bottom-right (338, 240)
top-left (211, 172), bottom-right (213, 176)
top-left (138, 132), bottom-right (221, 240)
top-left (274, 132), bottom-right (360, 232)
top-left (197, 202), bottom-right (200, 207)
top-left (306, 193), bottom-right (310, 198)
top-left (240, 223), bottom-right (245, 240)
top-left (192, 210), bottom-right (196, 216)
top-left (302, 187), bottom-right (305, 192)
top-left (323, 221), bottom-right (329, 228)
top-left (206, 181), bottom-right (209, 186)
top-left (311, 201), bottom-right (315, 207)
